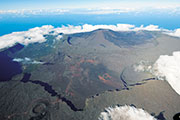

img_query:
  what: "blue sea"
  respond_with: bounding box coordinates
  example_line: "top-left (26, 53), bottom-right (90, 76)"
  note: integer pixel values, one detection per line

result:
top-left (0, 13), bottom-right (180, 36)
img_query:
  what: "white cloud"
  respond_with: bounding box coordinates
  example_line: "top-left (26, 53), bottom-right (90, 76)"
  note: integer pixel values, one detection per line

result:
top-left (0, 8), bottom-right (135, 15)
top-left (0, 9), bottom-right (69, 15)
top-left (13, 57), bottom-right (44, 64)
top-left (133, 60), bottom-right (152, 72)
top-left (152, 51), bottom-right (180, 95)
top-left (53, 24), bottom-right (135, 35)
top-left (165, 29), bottom-right (180, 37)
top-left (83, 24), bottom-right (135, 31)
top-left (134, 25), bottom-right (161, 31)
top-left (1, 5), bottom-right (180, 15)
top-left (99, 105), bottom-right (156, 120)
top-left (13, 58), bottom-right (24, 62)
top-left (84, 8), bottom-right (136, 14)
top-left (1, 24), bottom-right (179, 50)
top-left (56, 35), bottom-right (63, 40)
top-left (0, 24), bottom-right (161, 49)
top-left (0, 25), bottom-right (54, 49)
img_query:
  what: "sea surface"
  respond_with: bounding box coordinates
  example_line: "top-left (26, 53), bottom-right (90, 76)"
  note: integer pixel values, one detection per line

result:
top-left (0, 13), bottom-right (180, 36)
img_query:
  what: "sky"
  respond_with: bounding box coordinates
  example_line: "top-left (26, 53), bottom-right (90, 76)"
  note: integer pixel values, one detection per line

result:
top-left (1, 0), bottom-right (180, 10)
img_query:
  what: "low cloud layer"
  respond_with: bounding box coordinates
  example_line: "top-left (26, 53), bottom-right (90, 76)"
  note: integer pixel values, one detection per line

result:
top-left (0, 6), bottom-right (180, 15)
top-left (165, 29), bottom-right (180, 38)
top-left (13, 57), bottom-right (44, 64)
top-left (99, 105), bottom-right (156, 120)
top-left (53, 24), bottom-right (136, 34)
top-left (153, 51), bottom-right (180, 95)
top-left (1, 24), bottom-right (180, 50)
top-left (133, 60), bottom-right (152, 72)
top-left (0, 24), bottom-right (162, 50)
top-left (0, 25), bottom-right (54, 49)
top-left (0, 9), bottom-right (69, 15)
top-left (133, 25), bottom-right (160, 31)
top-left (133, 52), bottom-right (180, 95)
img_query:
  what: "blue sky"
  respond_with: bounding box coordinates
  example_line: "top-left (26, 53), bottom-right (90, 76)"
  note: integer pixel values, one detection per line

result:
top-left (1, 0), bottom-right (180, 10)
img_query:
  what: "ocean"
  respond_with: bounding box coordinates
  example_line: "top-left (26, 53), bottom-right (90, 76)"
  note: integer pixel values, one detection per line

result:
top-left (0, 13), bottom-right (180, 36)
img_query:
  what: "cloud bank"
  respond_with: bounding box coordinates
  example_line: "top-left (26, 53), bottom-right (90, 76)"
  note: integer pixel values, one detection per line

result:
top-left (133, 52), bottom-right (180, 95)
top-left (0, 24), bottom-right (180, 50)
top-left (152, 51), bottom-right (180, 95)
top-left (13, 57), bottom-right (44, 64)
top-left (0, 24), bottom-right (163, 50)
top-left (0, 6), bottom-right (180, 15)
top-left (165, 29), bottom-right (180, 38)
top-left (53, 24), bottom-right (136, 34)
top-left (133, 60), bottom-right (152, 72)
top-left (0, 9), bottom-right (69, 15)
top-left (0, 25), bottom-right (55, 49)
top-left (99, 105), bottom-right (156, 120)
top-left (134, 25), bottom-right (160, 31)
